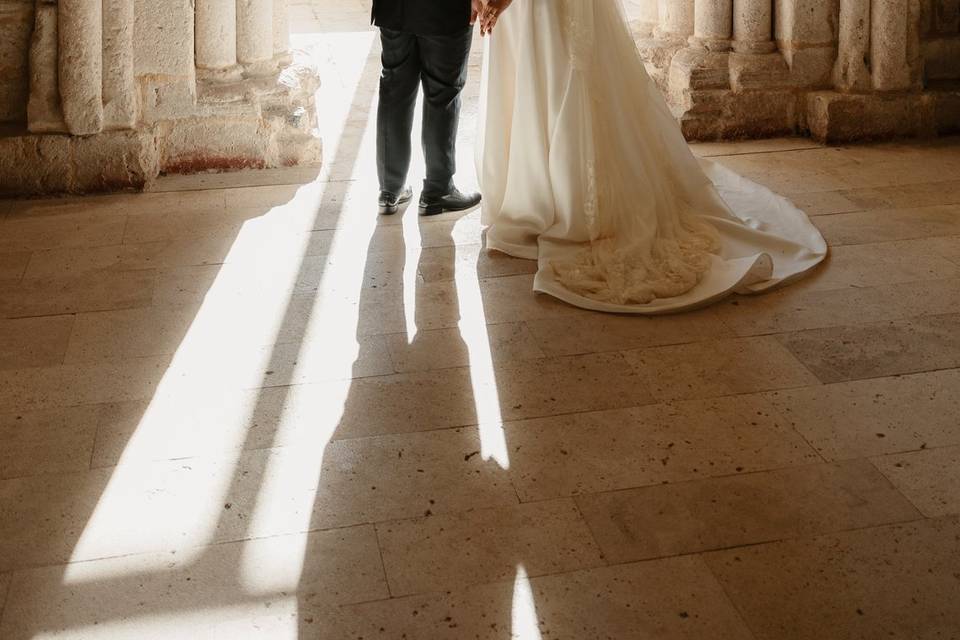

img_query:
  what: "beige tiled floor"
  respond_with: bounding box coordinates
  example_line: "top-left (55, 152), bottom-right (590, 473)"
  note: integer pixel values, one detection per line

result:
top-left (1, 1), bottom-right (960, 638)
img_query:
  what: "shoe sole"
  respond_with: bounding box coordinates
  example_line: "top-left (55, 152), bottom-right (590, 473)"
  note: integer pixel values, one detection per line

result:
top-left (418, 201), bottom-right (481, 217)
top-left (378, 194), bottom-right (412, 216)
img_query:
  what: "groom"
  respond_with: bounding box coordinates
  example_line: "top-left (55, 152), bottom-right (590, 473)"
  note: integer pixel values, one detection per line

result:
top-left (371, 0), bottom-right (483, 216)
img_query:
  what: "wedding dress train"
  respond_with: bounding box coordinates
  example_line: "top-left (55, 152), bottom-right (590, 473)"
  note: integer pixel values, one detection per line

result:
top-left (476, 0), bottom-right (827, 314)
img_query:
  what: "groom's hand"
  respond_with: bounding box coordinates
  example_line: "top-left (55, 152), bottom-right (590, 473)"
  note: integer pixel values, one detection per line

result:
top-left (480, 0), bottom-right (513, 35)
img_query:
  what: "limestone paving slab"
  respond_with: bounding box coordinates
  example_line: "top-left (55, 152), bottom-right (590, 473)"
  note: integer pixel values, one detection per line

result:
top-left (872, 446), bottom-right (960, 517)
top-left (0, 526), bottom-right (388, 640)
top-left (842, 179), bottom-right (960, 209)
top-left (0, 315), bottom-right (74, 370)
top-left (776, 313), bottom-right (960, 383)
top-left (0, 405), bottom-right (99, 480)
top-left (714, 277), bottom-right (960, 336)
top-left (704, 516), bottom-right (960, 640)
top-left (375, 498), bottom-right (604, 597)
top-left (577, 459), bottom-right (920, 564)
top-left (766, 369), bottom-right (960, 461)
top-left (525, 308), bottom-right (731, 357)
top-left (345, 555), bottom-right (754, 639)
top-left (386, 322), bottom-right (546, 373)
top-left (416, 244), bottom-right (539, 283)
top-left (792, 240), bottom-right (960, 293)
top-left (0, 252), bottom-right (29, 281)
top-left (0, 356), bottom-right (169, 412)
top-left (504, 396), bottom-right (819, 501)
top-left (813, 204), bottom-right (960, 246)
top-left (329, 351), bottom-right (654, 440)
top-left (624, 335), bottom-right (820, 402)
top-left (0, 211), bottom-right (127, 253)
top-left (0, 270), bottom-right (157, 319)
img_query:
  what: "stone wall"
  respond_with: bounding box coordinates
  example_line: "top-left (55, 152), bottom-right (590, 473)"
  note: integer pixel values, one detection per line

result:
top-left (0, 0), bottom-right (33, 124)
top-left (0, 0), bottom-right (321, 195)
top-left (631, 0), bottom-right (960, 141)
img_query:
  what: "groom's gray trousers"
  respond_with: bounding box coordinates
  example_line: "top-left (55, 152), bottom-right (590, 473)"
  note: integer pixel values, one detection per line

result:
top-left (376, 26), bottom-right (472, 197)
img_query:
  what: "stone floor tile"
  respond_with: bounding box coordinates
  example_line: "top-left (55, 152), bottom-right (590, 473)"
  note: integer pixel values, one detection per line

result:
top-left (386, 322), bottom-right (545, 373)
top-left (785, 189), bottom-right (865, 215)
top-left (0, 406), bottom-right (99, 480)
top-left (525, 308), bottom-right (731, 356)
top-left (234, 429), bottom-right (520, 531)
top-left (122, 207), bottom-right (262, 245)
top-left (813, 204), bottom-right (960, 246)
top-left (505, 396), bottom-right (819, 501)
top-left (872, 446), bottom-right (960, 517)
top-left (21, 235), bottom-right (243, 279)
top-left (0, 356), bottom-right (169, 412)
top-left (715, 278), bottom-right (960, 336)
top-left (0, 270), bottom-right (156, 319)
top-left (416, 244), bottom-right (538, 282)
top-left (577, 459), bottom-right (920, 564)
top-left (691, 136), bottom-right (823, 157)
top-left (842, 179), bottom-right (960, 209)
top-left (330, 351), bottom-right (653, 440)
top-left (346, 555), bottom-right (754, 639)
top-left (0, 527), bottom-right (387, 640)
top-left (476, 274), bottom-right (595, 324)
top-left (625, 336), bottom-right (820, 402)
top-left (766, 369), bottom-right (960, 461)
top-left (776, 313), bottom-right (960, 383)
top-left (793, 240), bottom-right (960, 293)
top-left (704, 516), bottom-right (960, 640)
top-left (376, 499), bottom-right (603, 597)
top-left (63, 305), bottom-right (200, 364)
top-left (0, 252), bottom-right (29, 281)
top-left (0, 315), bottom-right (74, 370)
top-left (0, 211), bottom-right (126, 253)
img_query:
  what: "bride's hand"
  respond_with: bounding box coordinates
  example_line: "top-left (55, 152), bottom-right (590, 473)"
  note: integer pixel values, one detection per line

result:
top-left (470, 0), bottom-right (483, 26)
top-left (480, 0), bottom-right (513, 35)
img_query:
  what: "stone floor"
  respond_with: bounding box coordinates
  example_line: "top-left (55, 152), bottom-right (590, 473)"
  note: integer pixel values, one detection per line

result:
top-left (2, 1), bottom-right (960, 639)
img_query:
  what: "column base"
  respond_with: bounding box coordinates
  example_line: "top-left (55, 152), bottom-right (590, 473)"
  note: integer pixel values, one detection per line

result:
top-left (0, 52), bottom-right (322, 195)
top-left (805, 87), bottom-right (960, 143)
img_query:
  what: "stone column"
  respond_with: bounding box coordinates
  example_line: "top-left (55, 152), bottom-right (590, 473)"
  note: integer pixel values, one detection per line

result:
top-left (27, 1), bottom-right (65, 133)
top-left (196, 0), bottom-right (237, 69)
top-left (272, 0), bottom-right (290, 57)
top-left (692, 0), bottom-right (733, 50)
top-left (871, 0), bottom-right (915, 90)
top-left (733, 0), bottom-right (776, 53)
top-left (101, 0), bottom-right (136, 129)
top-left (59, 0), bottom-right (103, 135)
top-left (834, 0), bottom-right (872, 91)
top-left (655, 0), bottom-right (695, 41)
top-left (237, 0), bottom-right (274, 64)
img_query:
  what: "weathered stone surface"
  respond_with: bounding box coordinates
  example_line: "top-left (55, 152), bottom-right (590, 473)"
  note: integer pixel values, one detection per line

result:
top-left (0, 130), bottom-right (158, 194)
top-left (27, 3), bottom-right (65, 133)
top-left (833, 0), bottom-right (871, 92)
top-left (922, 36), bottom-right (960, 81)
top-left (734, 0), bottom-right (776, 53)
top-left (237, 0), bottom-right (274, 64)
top-left (196, 0), bottom-right (237, 70)
top-left (101, 0), bottom-right (137, 129)
top-left (805, 90), bottom-right (935, 142)
top-left (871, 0), bottom-right (920, 91)
top-left (0, 1), bottom-right (35, 123)
top-left (133, 0), bottom-right (194, 77)
top-left (59, 0), bottom-right (104, 135)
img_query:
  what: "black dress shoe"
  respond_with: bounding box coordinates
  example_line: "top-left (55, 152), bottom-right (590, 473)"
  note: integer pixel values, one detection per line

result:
top-left (378, 186), bottom-right (413, 215)
top-left (418, 187), bottom-right (482, 216)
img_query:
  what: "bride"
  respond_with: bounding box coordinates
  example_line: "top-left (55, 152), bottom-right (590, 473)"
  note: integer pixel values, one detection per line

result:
top-left (474, 0), bottom-right (828, 314)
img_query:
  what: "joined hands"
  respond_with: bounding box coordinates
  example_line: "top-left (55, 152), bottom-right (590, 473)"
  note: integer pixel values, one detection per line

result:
top-left (471, 0), bottom-right (513, 36)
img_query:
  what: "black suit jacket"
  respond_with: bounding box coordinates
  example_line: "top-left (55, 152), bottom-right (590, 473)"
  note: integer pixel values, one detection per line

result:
top-left (372, 0), bottom-right (472, 35)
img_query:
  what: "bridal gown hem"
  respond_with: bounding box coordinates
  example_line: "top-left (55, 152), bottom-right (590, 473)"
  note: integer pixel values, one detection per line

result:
top-left (475, 0), bottom-right (828, 315)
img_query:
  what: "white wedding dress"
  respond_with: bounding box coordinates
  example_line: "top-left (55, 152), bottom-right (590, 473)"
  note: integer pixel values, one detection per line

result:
top-left (476, 0), bottom-right (828, 314)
